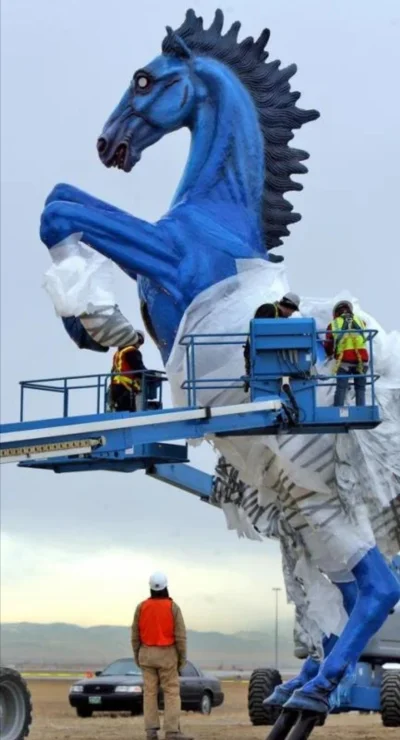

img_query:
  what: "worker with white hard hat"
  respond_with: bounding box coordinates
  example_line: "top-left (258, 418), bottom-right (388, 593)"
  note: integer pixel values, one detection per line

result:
top-left (131, 572), bottom-right (192, 740)
top-left (278, 292), bottom-right (301, 316)
top-left (243, 291), bottom-right (301, 387)
top-left (250, 291), bottom-right (301, 320)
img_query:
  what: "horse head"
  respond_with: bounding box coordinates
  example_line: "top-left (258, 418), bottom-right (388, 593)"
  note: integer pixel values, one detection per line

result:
top-left (41, 10), bottom-right (319, 361)
top-left (97, 28), bottom-right (202, 174)
top-left (93, 10), bottom-right (320, 358)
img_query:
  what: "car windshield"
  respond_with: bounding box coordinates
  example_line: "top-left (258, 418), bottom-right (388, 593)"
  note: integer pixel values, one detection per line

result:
top-left (101, 659), bottom-right (142, 676)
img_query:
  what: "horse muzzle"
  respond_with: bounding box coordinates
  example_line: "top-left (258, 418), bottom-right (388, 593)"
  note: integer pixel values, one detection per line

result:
top-left (96, 136), bottom-right (141, 172)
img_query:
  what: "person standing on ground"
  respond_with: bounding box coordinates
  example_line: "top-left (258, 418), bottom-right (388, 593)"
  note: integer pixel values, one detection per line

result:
top-left (131, 572), bottom-right (193, 740)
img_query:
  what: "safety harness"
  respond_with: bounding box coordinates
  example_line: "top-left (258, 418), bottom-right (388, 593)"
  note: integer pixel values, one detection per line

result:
top-left (332, 313), bottom-right (367, 374)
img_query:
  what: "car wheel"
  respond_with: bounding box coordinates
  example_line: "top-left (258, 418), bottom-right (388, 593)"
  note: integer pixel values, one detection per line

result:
top-left (199, 692), bottom-right (212, 715)
top-left (0, 667), bottom-right (32, 740)
top-left (76, 707), bottom-right (93, 718)
top-left (131, 707), bottom-right (143, 716)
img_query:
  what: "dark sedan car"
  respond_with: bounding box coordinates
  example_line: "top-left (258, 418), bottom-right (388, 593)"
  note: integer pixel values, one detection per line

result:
top-left (69, 658), bottom-right (224, 718)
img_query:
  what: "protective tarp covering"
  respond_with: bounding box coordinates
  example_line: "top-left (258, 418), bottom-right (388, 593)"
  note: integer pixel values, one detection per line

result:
top-left (43, 234), bottom-right (116, 316)
top-left (166, 259), bottom-right (400, 639)
top-left (43, 236), bottom-right (140, 348)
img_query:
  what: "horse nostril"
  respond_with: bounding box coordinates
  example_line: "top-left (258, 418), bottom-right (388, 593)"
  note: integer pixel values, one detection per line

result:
top-left (97, 137), bottom-right (107, 154)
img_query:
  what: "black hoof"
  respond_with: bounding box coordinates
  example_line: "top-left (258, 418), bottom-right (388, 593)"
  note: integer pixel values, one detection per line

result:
top-left (266, 709), bottom-right (299, 740)
top-left (287, 710), bottom-right (321, 740)
top-left (266, 709), bottom-right (323, 740)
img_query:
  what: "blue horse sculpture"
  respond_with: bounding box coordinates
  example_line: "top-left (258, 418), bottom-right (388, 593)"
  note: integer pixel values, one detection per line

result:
top-left (40, 10), bottom-right (400, 715)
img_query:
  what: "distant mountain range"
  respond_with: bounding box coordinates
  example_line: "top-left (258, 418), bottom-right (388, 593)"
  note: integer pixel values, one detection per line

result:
top-left (1, 621), bottom-right (297, 670)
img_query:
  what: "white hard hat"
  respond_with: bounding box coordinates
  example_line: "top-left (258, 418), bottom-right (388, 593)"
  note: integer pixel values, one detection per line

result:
top-left (281, 292), bottom-right (300, 310)
top-left (333, 300), bottom-right (353, 315)
top-left (149, 571), bottom-right (168, 591)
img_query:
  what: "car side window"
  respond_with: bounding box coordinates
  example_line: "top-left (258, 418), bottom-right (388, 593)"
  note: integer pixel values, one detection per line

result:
top-left (180, 661), bottom-right (199, 678)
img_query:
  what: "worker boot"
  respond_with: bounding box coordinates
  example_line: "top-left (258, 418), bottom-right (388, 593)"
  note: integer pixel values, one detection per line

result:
top-left (165, 733), bottom-right (194, 740)
top-left (146, 731), bottom-right (159, 740)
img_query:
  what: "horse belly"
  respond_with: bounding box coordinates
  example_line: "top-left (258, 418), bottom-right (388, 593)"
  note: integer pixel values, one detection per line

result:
top-left (213, 431), bottom-right (376, 576)
top-left (138, 277), bottom-right (183, 360)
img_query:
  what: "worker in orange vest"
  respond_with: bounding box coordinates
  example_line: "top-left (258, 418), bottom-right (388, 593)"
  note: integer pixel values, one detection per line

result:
top-left (109, 331), bottom-right (145, 412)
top-left (131, 572), bottom-right (193, 740)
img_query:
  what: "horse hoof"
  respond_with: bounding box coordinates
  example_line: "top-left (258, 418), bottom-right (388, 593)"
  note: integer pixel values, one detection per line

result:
top-left (264, 685), bottom-right (294, 707)
top-left (283, 687), bottom-right (329, 714)
top-left (286, 710), bottom-right (320, 740)
top-left (266, 709), bottom-right (299, 740)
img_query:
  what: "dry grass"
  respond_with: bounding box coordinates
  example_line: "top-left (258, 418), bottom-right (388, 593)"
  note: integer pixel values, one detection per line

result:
top-left (27, 679), bottom-right (397, 739)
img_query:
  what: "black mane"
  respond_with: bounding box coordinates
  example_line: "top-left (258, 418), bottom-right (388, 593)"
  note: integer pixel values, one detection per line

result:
top-left (162, 9), bottom-right (320, 259)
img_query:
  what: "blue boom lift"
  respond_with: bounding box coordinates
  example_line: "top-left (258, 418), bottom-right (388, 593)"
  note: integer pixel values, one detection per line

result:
top-left (1, 319), bottom-right (399, 739)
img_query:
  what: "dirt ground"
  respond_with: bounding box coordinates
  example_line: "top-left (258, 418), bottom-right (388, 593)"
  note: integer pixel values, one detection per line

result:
top-left (27, 679), bottom-right (398, 740)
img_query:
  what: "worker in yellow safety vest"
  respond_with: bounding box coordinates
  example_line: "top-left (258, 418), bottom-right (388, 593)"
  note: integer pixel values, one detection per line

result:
top-left (109, 331), bottom-right (145, 412)
top-left (324, 300), bottom-right (369, 407)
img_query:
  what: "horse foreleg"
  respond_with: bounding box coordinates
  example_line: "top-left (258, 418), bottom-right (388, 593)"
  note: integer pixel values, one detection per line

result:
top-left (44, 183), bottom-right (132, 217)
top-left (40, 199), bottom-right (179, 288)
top-left (61, 316), bottom-right (110, 353)
top-left (284, 546), bottom-right (400, 713)
top-left (265, 580), bottom-right (358, 708)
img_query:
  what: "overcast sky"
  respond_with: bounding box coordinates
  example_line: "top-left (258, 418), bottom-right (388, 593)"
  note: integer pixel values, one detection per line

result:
top-left (1, 0), bottom-right (399, 633)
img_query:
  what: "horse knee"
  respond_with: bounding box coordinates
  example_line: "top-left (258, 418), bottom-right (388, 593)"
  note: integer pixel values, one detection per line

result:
top-left (40, 201), bottom-right (72, 248)
top-left (334, 581), bottom-right (358, 616)
top-left (45, 182), bottom-right (74, 207)
top-left (353, 548), bottom-right (400, 611)
top-left (367, 578), bottom-right (400, 615)
top-left (379, 576), bottom-right (400, 609)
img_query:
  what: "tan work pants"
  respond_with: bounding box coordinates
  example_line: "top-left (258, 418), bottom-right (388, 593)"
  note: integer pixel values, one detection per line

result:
top-left (139, 645), bottom-right (181, 734)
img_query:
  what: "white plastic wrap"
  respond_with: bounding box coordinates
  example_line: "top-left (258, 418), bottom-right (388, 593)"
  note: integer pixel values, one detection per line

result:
top-left (167, 259), bottom-right (289, 408)
top-left (43, 236), bottom-right (141, 348)
top-left (43, 234), bottom-right (116, 316)
top-left (166, 258), bottom-right (400, 636)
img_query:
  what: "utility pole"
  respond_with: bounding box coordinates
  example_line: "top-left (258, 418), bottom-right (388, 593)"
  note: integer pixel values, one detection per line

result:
top-left (272, 587), bottom-right (282, 669)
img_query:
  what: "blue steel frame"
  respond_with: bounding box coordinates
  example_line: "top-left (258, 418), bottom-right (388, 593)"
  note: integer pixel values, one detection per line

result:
top-left (330, 663), bottom-right (383, 713)
top-left (17, 327), bottom-right (378, 421)
top-left (180, 333), bottom-right (248, 407)
top-left (19, 370), bottom-right (166, 422)
top-left (180, 326), bottom-right (379, 409)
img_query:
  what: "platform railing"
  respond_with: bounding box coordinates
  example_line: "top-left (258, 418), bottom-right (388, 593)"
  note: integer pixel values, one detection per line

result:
top-left (17, 329), bottom-right (379, 421)
top-left (179, 333), bottom-right (248, 406)
top-left (180, 329), bottom-right (379, 408)
top-left (18, 370), bottom-right (166, 422)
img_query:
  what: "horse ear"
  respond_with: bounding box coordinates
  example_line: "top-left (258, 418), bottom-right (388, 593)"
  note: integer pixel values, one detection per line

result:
top-left (165, 26), bottom-right (192, 59)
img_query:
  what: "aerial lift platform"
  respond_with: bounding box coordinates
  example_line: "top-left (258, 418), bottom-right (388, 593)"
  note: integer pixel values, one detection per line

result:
top-left (0, 318), bottom-right (380, 475)
top-left (1, 319), bottom-right (399, 740)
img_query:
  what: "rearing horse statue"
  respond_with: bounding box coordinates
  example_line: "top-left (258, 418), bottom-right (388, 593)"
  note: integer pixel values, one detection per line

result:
top-left (40, 9), bottom-right (400, 715)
